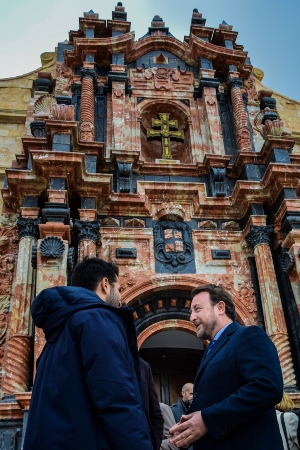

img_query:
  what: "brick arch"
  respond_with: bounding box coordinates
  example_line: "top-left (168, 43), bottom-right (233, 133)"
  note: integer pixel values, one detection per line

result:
top-left (122, 274), bottom-right (256, 326)
top-left (137, 319), bottom-right (197, 348)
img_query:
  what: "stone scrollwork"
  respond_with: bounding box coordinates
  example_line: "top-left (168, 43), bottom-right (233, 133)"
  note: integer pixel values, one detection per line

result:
top-left (245, 225), bottom-right (274, 249)
top-left (281, 248), bottom-right (294, 273)
top-left (40, 236), bottom-right (65, 258)
top-left (73, 220), bottom-right (101, 244)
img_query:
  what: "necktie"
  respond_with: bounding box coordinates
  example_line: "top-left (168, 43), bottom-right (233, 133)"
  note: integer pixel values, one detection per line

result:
top-left (206, 341), bottom-right (215, 355)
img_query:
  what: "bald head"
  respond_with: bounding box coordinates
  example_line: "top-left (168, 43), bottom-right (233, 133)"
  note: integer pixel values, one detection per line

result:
top-left (181, 383), bottom-right (193, 404)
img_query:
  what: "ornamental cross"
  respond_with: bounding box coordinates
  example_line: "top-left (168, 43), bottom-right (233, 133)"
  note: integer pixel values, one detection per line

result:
top-left (146, 113), bottom-right (184, 160)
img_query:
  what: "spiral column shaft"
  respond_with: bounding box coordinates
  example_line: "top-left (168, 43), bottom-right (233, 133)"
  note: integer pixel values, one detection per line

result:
top-left (79, 69), bottom-right (95, 142)
top-left (229, 79), bottom-right (252, 151)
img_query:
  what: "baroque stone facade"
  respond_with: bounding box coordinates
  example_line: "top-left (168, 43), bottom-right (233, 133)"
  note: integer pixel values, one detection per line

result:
top-left (0, 2), bottom-right (300, 444)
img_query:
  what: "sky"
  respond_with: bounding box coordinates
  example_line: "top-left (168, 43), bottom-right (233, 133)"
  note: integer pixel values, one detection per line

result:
top-left (0, 0), bottom-right (299, 101)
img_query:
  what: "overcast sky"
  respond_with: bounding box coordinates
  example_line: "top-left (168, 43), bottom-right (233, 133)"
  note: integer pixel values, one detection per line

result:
top-left (0, 0), bottom-right (299, 101)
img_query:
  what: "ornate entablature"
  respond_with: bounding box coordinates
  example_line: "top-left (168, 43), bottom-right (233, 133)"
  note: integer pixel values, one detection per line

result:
top-left (1, 1), bottom-right (300, 435)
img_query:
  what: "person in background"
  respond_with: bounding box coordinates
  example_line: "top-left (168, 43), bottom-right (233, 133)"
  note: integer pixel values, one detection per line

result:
top-left (276, 392), bottom-right (299, 450)
top-left (170, 383), bottom-right (194, 423)
top-left (140, 358), bottom-right (164, 450)
top-left (159, 402), bottom-right (179, 450)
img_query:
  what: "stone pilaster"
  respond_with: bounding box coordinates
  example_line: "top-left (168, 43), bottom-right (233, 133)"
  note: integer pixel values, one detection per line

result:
top-left (199, 74), bottom-right (224, 155)
top-left (2, 217), bottom-right (40, 394)
top-left (246, 225), bottom-right (296, 386)
top-left (228, 77), bottom-right (252, 152)
top-left (34, 223), bottom-right (70, 366)
top-left (73, 219), bottom-right (100, 261)
top-left (79, 68), bottom-right (96, 142)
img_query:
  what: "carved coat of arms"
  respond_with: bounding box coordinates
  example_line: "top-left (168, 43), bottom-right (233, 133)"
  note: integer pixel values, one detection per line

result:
top-left (153, 221), bottom-right (195, 273)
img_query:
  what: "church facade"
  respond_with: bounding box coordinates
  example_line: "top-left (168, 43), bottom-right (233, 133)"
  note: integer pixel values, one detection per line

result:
top-left (0, 3), bottom-right (300, 446)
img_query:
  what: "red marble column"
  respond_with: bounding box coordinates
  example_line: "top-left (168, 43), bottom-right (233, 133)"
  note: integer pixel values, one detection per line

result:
top-left (2, 215), bottom-right (40, 394)
top-left (246, 225), bottom-right (296, 386)
top-left (79, 68), bottom-right (96, 142)
top-left (228, 77), bottom-right (252, 152)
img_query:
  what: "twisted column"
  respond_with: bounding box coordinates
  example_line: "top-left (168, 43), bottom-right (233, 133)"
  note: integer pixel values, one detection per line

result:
top-left (228, 78), bottom-right (252, 152)
top-left (73, 220), bottom-right (100, 261)
top-left (246, 225), bottom-right (296, 386)
top-left (2, 217), bottom-right (40, 394)
top-left (79, 68), bottom-right (96, 142)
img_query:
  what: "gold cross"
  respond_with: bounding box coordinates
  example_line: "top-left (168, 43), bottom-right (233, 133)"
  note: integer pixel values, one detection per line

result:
top-left (146, 113), bottom-right (184, 160)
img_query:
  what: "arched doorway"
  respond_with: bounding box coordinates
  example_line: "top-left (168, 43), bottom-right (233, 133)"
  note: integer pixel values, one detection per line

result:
top-left (139, 329), bottom-right (204, 405)
top-left (131, 288), bottom-right (206, 404)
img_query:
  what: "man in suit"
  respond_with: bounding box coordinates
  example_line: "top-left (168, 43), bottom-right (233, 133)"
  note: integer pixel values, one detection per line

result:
top-left (170, 284), bottom-right (284, 450)
top-left (170, 383), bottom-right (193, 423)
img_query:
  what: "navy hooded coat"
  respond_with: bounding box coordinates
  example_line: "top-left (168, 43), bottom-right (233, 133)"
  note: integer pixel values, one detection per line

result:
top-left (23, 286), bottom-right (153, 450)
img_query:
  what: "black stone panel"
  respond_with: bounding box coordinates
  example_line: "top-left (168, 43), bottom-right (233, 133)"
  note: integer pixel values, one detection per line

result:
top-left (128, 50), bottom-right (196, 75)
top-left (85, 155), bottom-right (97, 174)
top-left (218, 92), bottom-right (238, 162)
top-left (0, 419), bottom-right (22, 450)
top-left (94, 89), bottom-right (106, 144)
top-left (248, 257), bottom-right (265, 329)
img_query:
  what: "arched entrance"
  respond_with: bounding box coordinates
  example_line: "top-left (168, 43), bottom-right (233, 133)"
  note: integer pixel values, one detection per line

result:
top-left (139, 329), bottom-right (204, 405)
top-left (131, 288), bottom-right (206, 404)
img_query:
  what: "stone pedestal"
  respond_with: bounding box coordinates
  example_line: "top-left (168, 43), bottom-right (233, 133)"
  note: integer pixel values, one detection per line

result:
top-left (246, 225), bottom-right (296, 386)
top-left (2, 217), bottom-right (40, 394)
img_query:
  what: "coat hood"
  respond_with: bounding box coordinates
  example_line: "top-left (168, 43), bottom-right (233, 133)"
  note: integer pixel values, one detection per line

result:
top-left (32, 286), bottom-right (119, 343)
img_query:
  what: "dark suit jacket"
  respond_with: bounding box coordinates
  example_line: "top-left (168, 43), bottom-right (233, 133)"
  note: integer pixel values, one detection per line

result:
top-left (140, 358), bottom-right (164, 450)
top-left (193, 322), bottom-right (284, 450)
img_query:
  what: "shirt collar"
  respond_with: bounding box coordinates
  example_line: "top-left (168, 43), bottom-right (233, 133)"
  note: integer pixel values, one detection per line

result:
top-left (212, 322), bottom-right (232, 342)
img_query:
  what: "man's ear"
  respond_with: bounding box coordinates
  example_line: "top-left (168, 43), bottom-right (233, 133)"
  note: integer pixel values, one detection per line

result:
top-left (96, 277), bottom-right (110, 300)
top-left (217, 301), bottom-right (226, 315)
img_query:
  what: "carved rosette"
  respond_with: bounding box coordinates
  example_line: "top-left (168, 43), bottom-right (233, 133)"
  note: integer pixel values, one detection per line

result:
top-left (79, 68), bottom-right (96, 142)
top-left (17, 217), bottom-right (41, 240)
top-left (245, 225), bottom-right (274, 249)
top-left (73, 220), bottom-right (101, 244)
top-left (228, 78), bottom-right (252, 152)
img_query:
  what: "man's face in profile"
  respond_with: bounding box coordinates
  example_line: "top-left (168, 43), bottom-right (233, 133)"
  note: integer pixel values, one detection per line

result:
top-left (190, 292), bottom-right (218, 341)
top-left (106, 278), bottom-right (121, 307)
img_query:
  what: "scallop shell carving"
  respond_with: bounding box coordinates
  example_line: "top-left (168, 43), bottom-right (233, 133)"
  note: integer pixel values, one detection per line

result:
top-left (40, 236), bottom-right (65, 258)
top-left (34, 95), bottom-right (56, 115)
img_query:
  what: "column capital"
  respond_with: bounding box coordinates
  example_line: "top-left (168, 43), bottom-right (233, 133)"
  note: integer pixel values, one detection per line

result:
top-left (80, 68), bottom-right (96, 81)
top-left (246, 225), bottom-right (274, 248)
top-left (227, 77), bottom-right (243, 92)
top-left (17, 217), bottom-right (41, 240)
top-left (73, 220), bottom-right (101, 244)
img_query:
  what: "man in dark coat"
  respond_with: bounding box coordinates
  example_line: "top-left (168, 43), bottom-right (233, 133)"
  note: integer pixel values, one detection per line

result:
top-left (140, 358), bottom-right (164, 449)
top-left (170, 383), bottom-right (193, 423)
top-left (23, 257), bottom-right (152, 450)
top-left (170, 284), bottom-right (284, 450)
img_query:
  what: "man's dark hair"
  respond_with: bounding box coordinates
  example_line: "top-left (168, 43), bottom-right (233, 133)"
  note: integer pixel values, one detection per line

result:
top-left (191, 284), bottom-right (236, 321)
top-left (71, 257), bottom-right (119, 292)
